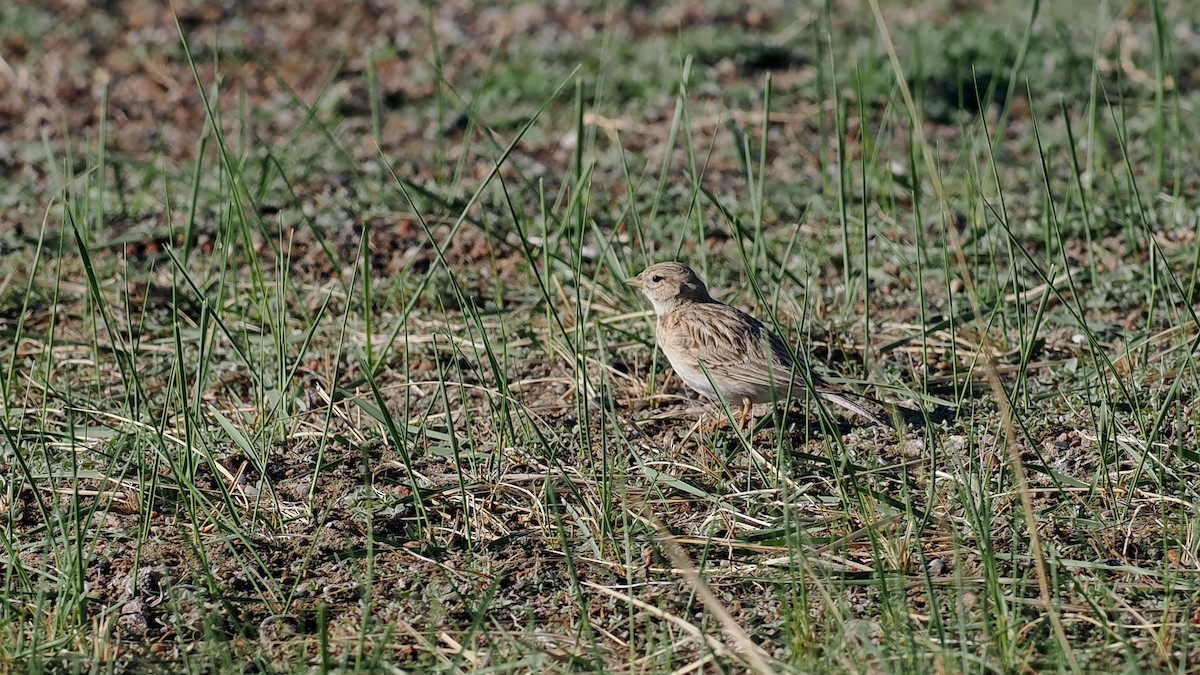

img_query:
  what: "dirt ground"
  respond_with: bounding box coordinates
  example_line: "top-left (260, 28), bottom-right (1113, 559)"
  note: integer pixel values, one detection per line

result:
top-left (3, 0), bottom-right (1199, 671)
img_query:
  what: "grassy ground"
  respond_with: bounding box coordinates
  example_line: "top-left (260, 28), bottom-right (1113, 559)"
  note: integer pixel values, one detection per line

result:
top-left (3, 0), bottom-right (1200, 672)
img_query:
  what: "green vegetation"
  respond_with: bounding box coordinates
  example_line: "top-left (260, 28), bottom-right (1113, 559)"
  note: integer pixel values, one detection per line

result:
top-left (2, 0), bottom-right (1198, 672)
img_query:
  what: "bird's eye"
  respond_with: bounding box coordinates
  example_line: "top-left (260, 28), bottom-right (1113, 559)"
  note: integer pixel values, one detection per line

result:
top-left (650, 275), bottom-right (663, 283)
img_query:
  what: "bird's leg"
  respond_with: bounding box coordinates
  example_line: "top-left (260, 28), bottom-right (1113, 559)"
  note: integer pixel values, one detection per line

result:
top-left (699, 410), bottom-right (725, 434)
top-left (736, 399), bottom-right (753, 431)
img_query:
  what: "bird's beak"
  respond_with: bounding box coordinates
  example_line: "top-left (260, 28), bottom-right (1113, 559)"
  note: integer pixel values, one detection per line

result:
top-left (624, 274), bottom-right (643, 288)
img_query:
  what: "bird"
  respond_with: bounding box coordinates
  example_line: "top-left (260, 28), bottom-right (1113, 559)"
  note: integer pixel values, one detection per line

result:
top-left (625, 261), bottom-right (889, 429)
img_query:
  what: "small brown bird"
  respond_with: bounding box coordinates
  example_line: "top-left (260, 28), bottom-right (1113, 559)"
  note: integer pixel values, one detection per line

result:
top-left (626, 261), bottom-right (888, 428)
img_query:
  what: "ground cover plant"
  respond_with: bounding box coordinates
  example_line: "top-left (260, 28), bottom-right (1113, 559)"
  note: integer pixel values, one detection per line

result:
top-left (2, 0), bottom-right (1199, 671)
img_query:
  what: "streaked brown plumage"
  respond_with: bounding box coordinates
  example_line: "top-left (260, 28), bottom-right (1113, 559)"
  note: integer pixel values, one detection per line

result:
top-left (626, 261), bottom-right (887, 427)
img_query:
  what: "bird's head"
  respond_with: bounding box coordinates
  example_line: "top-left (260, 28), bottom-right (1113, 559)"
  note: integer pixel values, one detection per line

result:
top-left (625, 262), bottom-right (712, 313)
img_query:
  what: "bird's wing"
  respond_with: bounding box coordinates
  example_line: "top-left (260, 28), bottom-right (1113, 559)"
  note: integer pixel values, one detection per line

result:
top-left (660, 302), bottom-right (888, 425)
top-left (662, 303), bottom-right (814, 393)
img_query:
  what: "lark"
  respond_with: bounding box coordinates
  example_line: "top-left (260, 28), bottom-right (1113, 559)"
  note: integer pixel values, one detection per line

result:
top-left (626, 262), bottom-right (888, 428)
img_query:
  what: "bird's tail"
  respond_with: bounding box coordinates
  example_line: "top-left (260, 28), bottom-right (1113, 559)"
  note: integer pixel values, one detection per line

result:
top-left (818, 390), bottom-right (892, 428)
